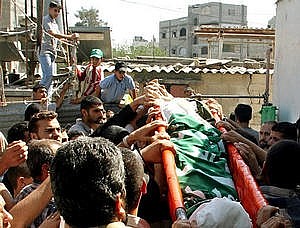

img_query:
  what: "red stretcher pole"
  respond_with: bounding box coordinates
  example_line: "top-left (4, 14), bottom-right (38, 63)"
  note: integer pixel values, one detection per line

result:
top-left (213, 113), bottom-right (267, 227)
top-left (156, 115), bottom-right (187, 221)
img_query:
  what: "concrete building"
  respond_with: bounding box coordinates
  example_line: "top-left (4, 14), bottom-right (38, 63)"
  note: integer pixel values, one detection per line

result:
top-left (132, 36), bottom-right (149, 47)
top-left (159, 2), bottom-right (272, 61)
top-left (273, 0), bottom-right (300, 122)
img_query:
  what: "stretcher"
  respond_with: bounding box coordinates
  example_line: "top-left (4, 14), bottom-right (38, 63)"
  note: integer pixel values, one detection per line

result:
top-left (157, 108), bottom-right (268, 226)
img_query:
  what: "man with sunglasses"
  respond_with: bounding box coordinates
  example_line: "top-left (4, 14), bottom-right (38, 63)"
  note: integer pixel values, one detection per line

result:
top-left (38, 0), bottom-right (79, 95)
top-left (96, 62), bottom-right (136, 113)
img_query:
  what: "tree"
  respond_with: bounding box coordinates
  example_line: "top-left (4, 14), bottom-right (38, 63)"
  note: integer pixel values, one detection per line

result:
top-left (113, 43), bottom-right (167, 58)
top-left (74, 7), bottom-right (107, 27)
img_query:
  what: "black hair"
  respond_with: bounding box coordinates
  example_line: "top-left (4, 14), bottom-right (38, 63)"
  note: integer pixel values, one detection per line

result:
top-left (24, 103), bottom-right (42, 121)
top-left (121, 148), bottom-right (144, 213)
top-left (27, 139), bottom-right (58, 182)
top-left (28, 111), bottom-right (57, 133)
top-left (91, 125), bottom-right (129, 145)
top-left (271, 122), bottom-right (297, 141)
top-left (6, 162), bottom-right (31, 190)
top-left (80, 95), bottom-right (103, 111)
top-left (7, 122), bottom-right (29, 144)
top-left (264, 140), bottom-right (300, 189)
top-left (50, 137), bottom-right (125, 227)
top-left (234, 104), bottom-right (252, 122)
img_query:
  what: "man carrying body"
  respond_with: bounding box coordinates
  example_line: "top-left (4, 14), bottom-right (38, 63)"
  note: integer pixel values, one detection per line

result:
top-left (15, 139), bottom-right (61, 228)
top-left (28, 111), bottom-right (62, 143)
top-left (259, 121), bottom-right (277, 150)
top-left (50, 137), bottom-right (127, 227)
top-left (267, 121), bottom-right (297, 147)
top-left (68, 96), bottom-right (106, 136)
top-left (96, 62), bottom-right (136, 113)
top-left (234, 103), bottom-right (259, 143)
top-left (38, 0), bottom-right (78, 94)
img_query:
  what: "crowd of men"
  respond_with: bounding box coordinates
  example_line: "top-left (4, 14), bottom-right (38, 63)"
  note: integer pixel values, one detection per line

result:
top-left (0, 1), bottom-right (299, 227)
top-left (0, 73), bottom-right (299, 227)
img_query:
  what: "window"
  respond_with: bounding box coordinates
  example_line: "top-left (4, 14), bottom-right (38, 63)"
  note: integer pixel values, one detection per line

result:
top-left (171, 49), bottom-right (176, 55)
top-left (193, 18), bottom-right (198, 26)
top-left (193, 36), bottom-right (198, 45)
top-left (201, 46), bottom-right (208, 55)
top-left (162, 32), bottom-right (166, 39)
top-left (228, 8), bottom-right (236, 16)
top-left (179, 47), bottom-right (186, 56)
top-left (223, 44), bottom-right (235, 52)
top-left (172, 31), bottom-right (177, 38)
top-left (180, 28), bottom-right (186, 37)
top-left (193, 53), bottom-right (198, 57)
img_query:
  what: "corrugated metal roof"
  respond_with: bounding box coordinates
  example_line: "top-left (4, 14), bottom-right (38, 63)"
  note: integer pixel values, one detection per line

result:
top-left (101, 62), bottom-right (274, 75)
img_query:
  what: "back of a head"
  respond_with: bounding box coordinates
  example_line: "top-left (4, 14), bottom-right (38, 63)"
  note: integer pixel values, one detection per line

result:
top-left (121, 148), bottom-right (144, 213)
top-left (234, 104), bottom-right (252, 123)
top-left (50, 137), bottom-right (125, 227)
top-left (7, 122), bottom-right (29, 144)
top-left (271, 122), bottom-right (297, 141)
top-left (24, 103), bottom-right (42, 121)
top-left (6, 162), bottom-right (31, 191)
top-left (27, 139), bottom-right (61, 181)
top-left (264, 140), bottom-right (300, 189)
top-left (80, 95), bottom-right (102, 111)
top-left (91, 125), bottom-right (129, 145)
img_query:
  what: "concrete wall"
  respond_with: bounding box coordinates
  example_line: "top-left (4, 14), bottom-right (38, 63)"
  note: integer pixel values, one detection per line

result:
top-left (159, 17), bottom-right (189, 57)
top-left (273, 0), bottom-right (300, 122)
top-left (133, 71), bottom-right (271, 130)
top-left (189, 2), bottom-right (247, 26)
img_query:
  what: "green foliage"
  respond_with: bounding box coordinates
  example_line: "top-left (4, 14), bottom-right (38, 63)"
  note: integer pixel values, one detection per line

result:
top-left (74, 7), bottom-right (107, 27)
top-left (113, 43), bottom-right (167, 58)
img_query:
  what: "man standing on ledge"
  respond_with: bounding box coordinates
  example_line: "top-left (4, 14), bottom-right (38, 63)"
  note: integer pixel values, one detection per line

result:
top-left (96, 62), bottom-right (136, 113)
top-left (38, 0), bottom-right (79, 95)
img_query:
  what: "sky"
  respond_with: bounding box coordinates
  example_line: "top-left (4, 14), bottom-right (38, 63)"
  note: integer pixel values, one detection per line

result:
top-left (65, 0), bottom-right (276, 47)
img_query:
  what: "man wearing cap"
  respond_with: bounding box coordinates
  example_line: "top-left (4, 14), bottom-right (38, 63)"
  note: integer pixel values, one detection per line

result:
top-left (95, 62), bottom-right (136, 113)
top-left (71, 49), bottom-right (104, 104)
top-left (38, 0), bottom-right (79, 94)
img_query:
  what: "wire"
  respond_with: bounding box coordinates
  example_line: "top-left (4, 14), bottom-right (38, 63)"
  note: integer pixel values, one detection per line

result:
top-left (119, 0), bottom-right (184, 13)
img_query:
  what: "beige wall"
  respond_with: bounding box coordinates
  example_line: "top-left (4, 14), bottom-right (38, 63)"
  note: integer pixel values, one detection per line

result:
top-left (134, 71), bottom-right (272, 130)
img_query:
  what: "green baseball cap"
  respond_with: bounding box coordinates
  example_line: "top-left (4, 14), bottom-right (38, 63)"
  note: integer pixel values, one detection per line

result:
top-left (90, 49), bottom-right (103, 59)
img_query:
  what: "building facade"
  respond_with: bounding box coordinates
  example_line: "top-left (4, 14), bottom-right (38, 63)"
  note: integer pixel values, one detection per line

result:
top-left (159, 2), bottom-right (272, 61)
top-left (273, 0), bottom-right (300, 122)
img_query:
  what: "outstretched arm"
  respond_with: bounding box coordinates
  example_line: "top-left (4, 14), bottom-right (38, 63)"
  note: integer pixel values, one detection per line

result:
top-left (10, 177), bottom-right (52, 228)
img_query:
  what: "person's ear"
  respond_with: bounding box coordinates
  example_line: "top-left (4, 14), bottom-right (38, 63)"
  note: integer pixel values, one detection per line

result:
top-left (141, 178), bottom-right (147, 195)
top-left (81, 109), bottom-right (88, 118)
top-left (41, 163), bottom-right (50, 177)
top-left (115, 193), bottom-right (126, 221)
top-left (30, 132), bottom-right (38, 140)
